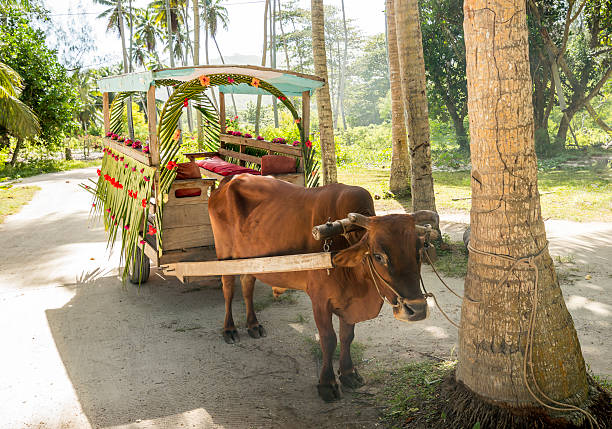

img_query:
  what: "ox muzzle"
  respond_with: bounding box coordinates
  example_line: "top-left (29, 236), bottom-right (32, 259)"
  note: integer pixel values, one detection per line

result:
top-left (393, 297), bottom-right (429, 322)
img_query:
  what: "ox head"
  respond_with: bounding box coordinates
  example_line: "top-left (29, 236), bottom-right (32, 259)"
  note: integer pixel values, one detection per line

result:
top-left (331, 211), bottom-right (439, 322)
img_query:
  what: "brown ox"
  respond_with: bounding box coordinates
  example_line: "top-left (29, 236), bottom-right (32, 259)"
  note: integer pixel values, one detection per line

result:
top-left (208, 174), bottom-right (437, 402)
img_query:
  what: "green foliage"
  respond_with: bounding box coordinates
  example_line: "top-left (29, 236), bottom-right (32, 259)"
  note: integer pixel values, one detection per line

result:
top-left (344, 33), bottom-right (390, 127)
top-left (0, 5), bottom-right (79, 148)
top-left (420, 0), bottom-right (468, 150)
top-left (0, 159), bottom-right (101, 181)
top-left (0, 62), bottom-right (40, 140)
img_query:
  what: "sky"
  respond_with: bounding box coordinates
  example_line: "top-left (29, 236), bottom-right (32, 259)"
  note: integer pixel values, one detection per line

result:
top-left (44, 0), bottom-right (387, 70)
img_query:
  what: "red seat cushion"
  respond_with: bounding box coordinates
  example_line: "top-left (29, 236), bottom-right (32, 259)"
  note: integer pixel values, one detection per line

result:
top-left (174, 161), bottom-right (202, 198)
top-left (196, 156), bottom-right (261, 177)
top-left (261, 155), bottom-right (297, 175)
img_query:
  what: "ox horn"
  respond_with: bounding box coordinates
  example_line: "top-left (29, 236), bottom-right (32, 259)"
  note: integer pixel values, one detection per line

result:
top-left (348, 213), bottom-right (371, 229)
top-left (412, 210), bottom-right (440, 228)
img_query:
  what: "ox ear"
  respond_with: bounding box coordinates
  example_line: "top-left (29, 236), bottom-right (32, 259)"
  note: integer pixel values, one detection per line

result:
top-left (332, 236), bottom-right (368, 267)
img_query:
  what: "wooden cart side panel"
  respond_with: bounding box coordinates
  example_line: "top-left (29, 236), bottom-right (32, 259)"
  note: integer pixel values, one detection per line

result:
top-left (163, 225), bottom-right (215, 251)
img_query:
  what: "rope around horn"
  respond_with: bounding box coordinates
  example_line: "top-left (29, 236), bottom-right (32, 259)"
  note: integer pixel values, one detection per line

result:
top-left (467, 242), bottom-right (598, 429)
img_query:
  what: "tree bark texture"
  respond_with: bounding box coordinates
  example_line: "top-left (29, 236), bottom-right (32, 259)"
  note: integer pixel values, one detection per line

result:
top-left (193, 0), bottom-right (203, 149)
top-left (458, 0), bottom-right (589, 410)
top-left (386, 0), bottom-right (411, 195)
top-left (393, 0), bottom-right (436, 211)
top-left (311, 0), bottom-right (337, 185)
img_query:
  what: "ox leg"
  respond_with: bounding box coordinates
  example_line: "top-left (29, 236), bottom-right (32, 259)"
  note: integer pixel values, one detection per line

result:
top-left (338, 318), bottom-right (365, 389)
top-left (222, 275), bottom-right (240, 344)
top-left (240, 274), bottom-right (267, 339)
top-left (312, 303), bottom-right (341, 402)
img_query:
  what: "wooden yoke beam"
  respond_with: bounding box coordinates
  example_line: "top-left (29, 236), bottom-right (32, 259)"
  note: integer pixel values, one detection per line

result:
top-left (103, 92), bottom-right (110, 135)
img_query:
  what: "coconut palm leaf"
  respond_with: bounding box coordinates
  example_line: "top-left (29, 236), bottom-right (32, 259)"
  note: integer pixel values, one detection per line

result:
top-left (0, 62), bottom-right (40, 138)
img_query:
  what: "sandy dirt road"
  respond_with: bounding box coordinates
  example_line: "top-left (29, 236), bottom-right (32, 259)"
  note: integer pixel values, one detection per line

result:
top-left (1, 168), bottom-right (610, 429)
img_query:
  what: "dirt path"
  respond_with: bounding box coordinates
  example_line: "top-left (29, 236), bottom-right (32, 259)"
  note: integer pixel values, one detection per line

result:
top-left (0, 168), bottom-right (610, 429)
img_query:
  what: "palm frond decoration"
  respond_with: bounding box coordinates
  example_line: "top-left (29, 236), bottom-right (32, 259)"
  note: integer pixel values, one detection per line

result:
top-left (109, 91), bottom-right (137, 134)
top-left (81, 148), bottom-right (156, 282)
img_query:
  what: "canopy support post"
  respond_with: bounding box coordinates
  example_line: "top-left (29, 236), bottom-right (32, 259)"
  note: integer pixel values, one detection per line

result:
top-left (147, 84), bottom-right (159, 166)
top-left (302, 90), bottom-right (310, 141)
top-left (219, 91), bottom-right (226, 135)
top-left (103, 92), bottom-right (110, 135)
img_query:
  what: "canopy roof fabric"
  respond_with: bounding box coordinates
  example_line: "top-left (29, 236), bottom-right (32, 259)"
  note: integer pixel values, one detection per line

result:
top-left (98, 65), bottom-right (325, 96)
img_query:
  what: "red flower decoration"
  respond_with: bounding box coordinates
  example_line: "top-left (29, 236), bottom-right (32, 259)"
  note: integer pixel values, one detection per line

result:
top-left (166, 161), bottom-right (178, 170)
top-left (97, 169), bottom-right (101, 176)
top-left (147, 225), bottom-right (157, 235)
top-left (183, 98), bottom-right (189, 107)
top-left (128, 190), bottom-right (133, 198)
top-left (92, 203), bottom-right (96, 207)
top-left (124, 225), bottom-right (130, 230)
top-left (306, 140), bottom-right (312, 148)
top-left (139, 239), bottom-right (145, 245)
top-left (141, 198), bottom-right (147, 208)
top-left (132, 167), bottom-right (137, 172)
top-left (143, 176), bottom-right (150, 182)
top-left (132, 191), bottom-right (137, 199)
top-left (227, 77), bottom-right (235, 83)
top-left (140, 168), bottom-right (145, 174)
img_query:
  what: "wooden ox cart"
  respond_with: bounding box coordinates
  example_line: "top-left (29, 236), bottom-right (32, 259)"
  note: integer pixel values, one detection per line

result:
top-left (92, 65), bottom-right (339, 284)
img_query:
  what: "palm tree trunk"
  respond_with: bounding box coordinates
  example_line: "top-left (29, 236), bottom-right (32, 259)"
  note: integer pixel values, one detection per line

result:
top-left (276, 0), bottom-right (290, 69)
top-left (311, 0), bottom-right (337, 184)
top-left (193, 0), bottom-right (203, 149)
top-left (212, 36), bottom-right (238, 118)
top-left (255, 0), bottom-right (270, 136)
top-left (270, 0), bottom-right (279, 127)
top-left (393, 0), bottom-right (435, 212)
top-left (386, 0), bottom-right (410, 195)
top-left (117, 0), bottom-right (134, 140)
top-left (10, 137), bottom-right (23, 167)
top-left (164, 0), bottom-right (175, 68)
top-left (456, 0), bottom-right (591, 423)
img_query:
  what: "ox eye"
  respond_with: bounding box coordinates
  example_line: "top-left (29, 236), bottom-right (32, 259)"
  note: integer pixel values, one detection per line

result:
top-left (373, 253), bottom-right (385, 264)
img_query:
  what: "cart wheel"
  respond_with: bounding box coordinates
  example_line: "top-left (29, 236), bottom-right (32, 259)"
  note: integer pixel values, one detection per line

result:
top-left (129, 246), bottom-right (150, 284)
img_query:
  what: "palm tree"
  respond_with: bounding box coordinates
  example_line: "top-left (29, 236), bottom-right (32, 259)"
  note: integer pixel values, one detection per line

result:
top-left (452, 1), bottom-right (602, 427)
top-left (0, 62), bottom-right (40, 165)
top-left (94, 0), bottom-right (135, 139)
top-left (201, 0), bottom-right (237, 116)
top-left (385, 0), bottom-right (410, 195)
top-left (311, 0), bottom-right (337, 184)
top-left (393, 0), bottom-right (436, 212)
top-left (134, 7), bottom-right (161, 55)
top-left (255, 0), bottom-right (270, 135)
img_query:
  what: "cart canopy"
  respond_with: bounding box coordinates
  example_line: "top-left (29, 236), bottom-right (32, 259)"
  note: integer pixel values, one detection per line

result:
top-left (98, 65), bottom-right (325, 97)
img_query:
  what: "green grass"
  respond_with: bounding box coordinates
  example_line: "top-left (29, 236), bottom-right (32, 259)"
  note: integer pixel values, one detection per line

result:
top-left (337, 165), bottom-right (612, 222)
top-left (0, 159), bottom-right (101, 180)
top-left (433, 241), bottom-right (469, 278)
top-left (303, 335), bottom-right (366, 363)
top-left (0, 185), bottom-right (40, 223)
top-left (372, 360), bottom-right (457, 428)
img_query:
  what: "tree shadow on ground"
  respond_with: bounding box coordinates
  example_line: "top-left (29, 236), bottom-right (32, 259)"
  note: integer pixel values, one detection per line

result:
top-left (45, 269), bottom-right (381, 428)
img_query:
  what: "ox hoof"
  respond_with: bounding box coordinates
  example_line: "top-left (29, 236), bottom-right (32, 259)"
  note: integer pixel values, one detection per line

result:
top-left (317, 383), bottom-right (341, 402)
top-left (223, 329), bottom-right (240, 344)
top-left (339, 369), bottom-right (365, 390)
top-left (247, 324), bottom-right (267, 339)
